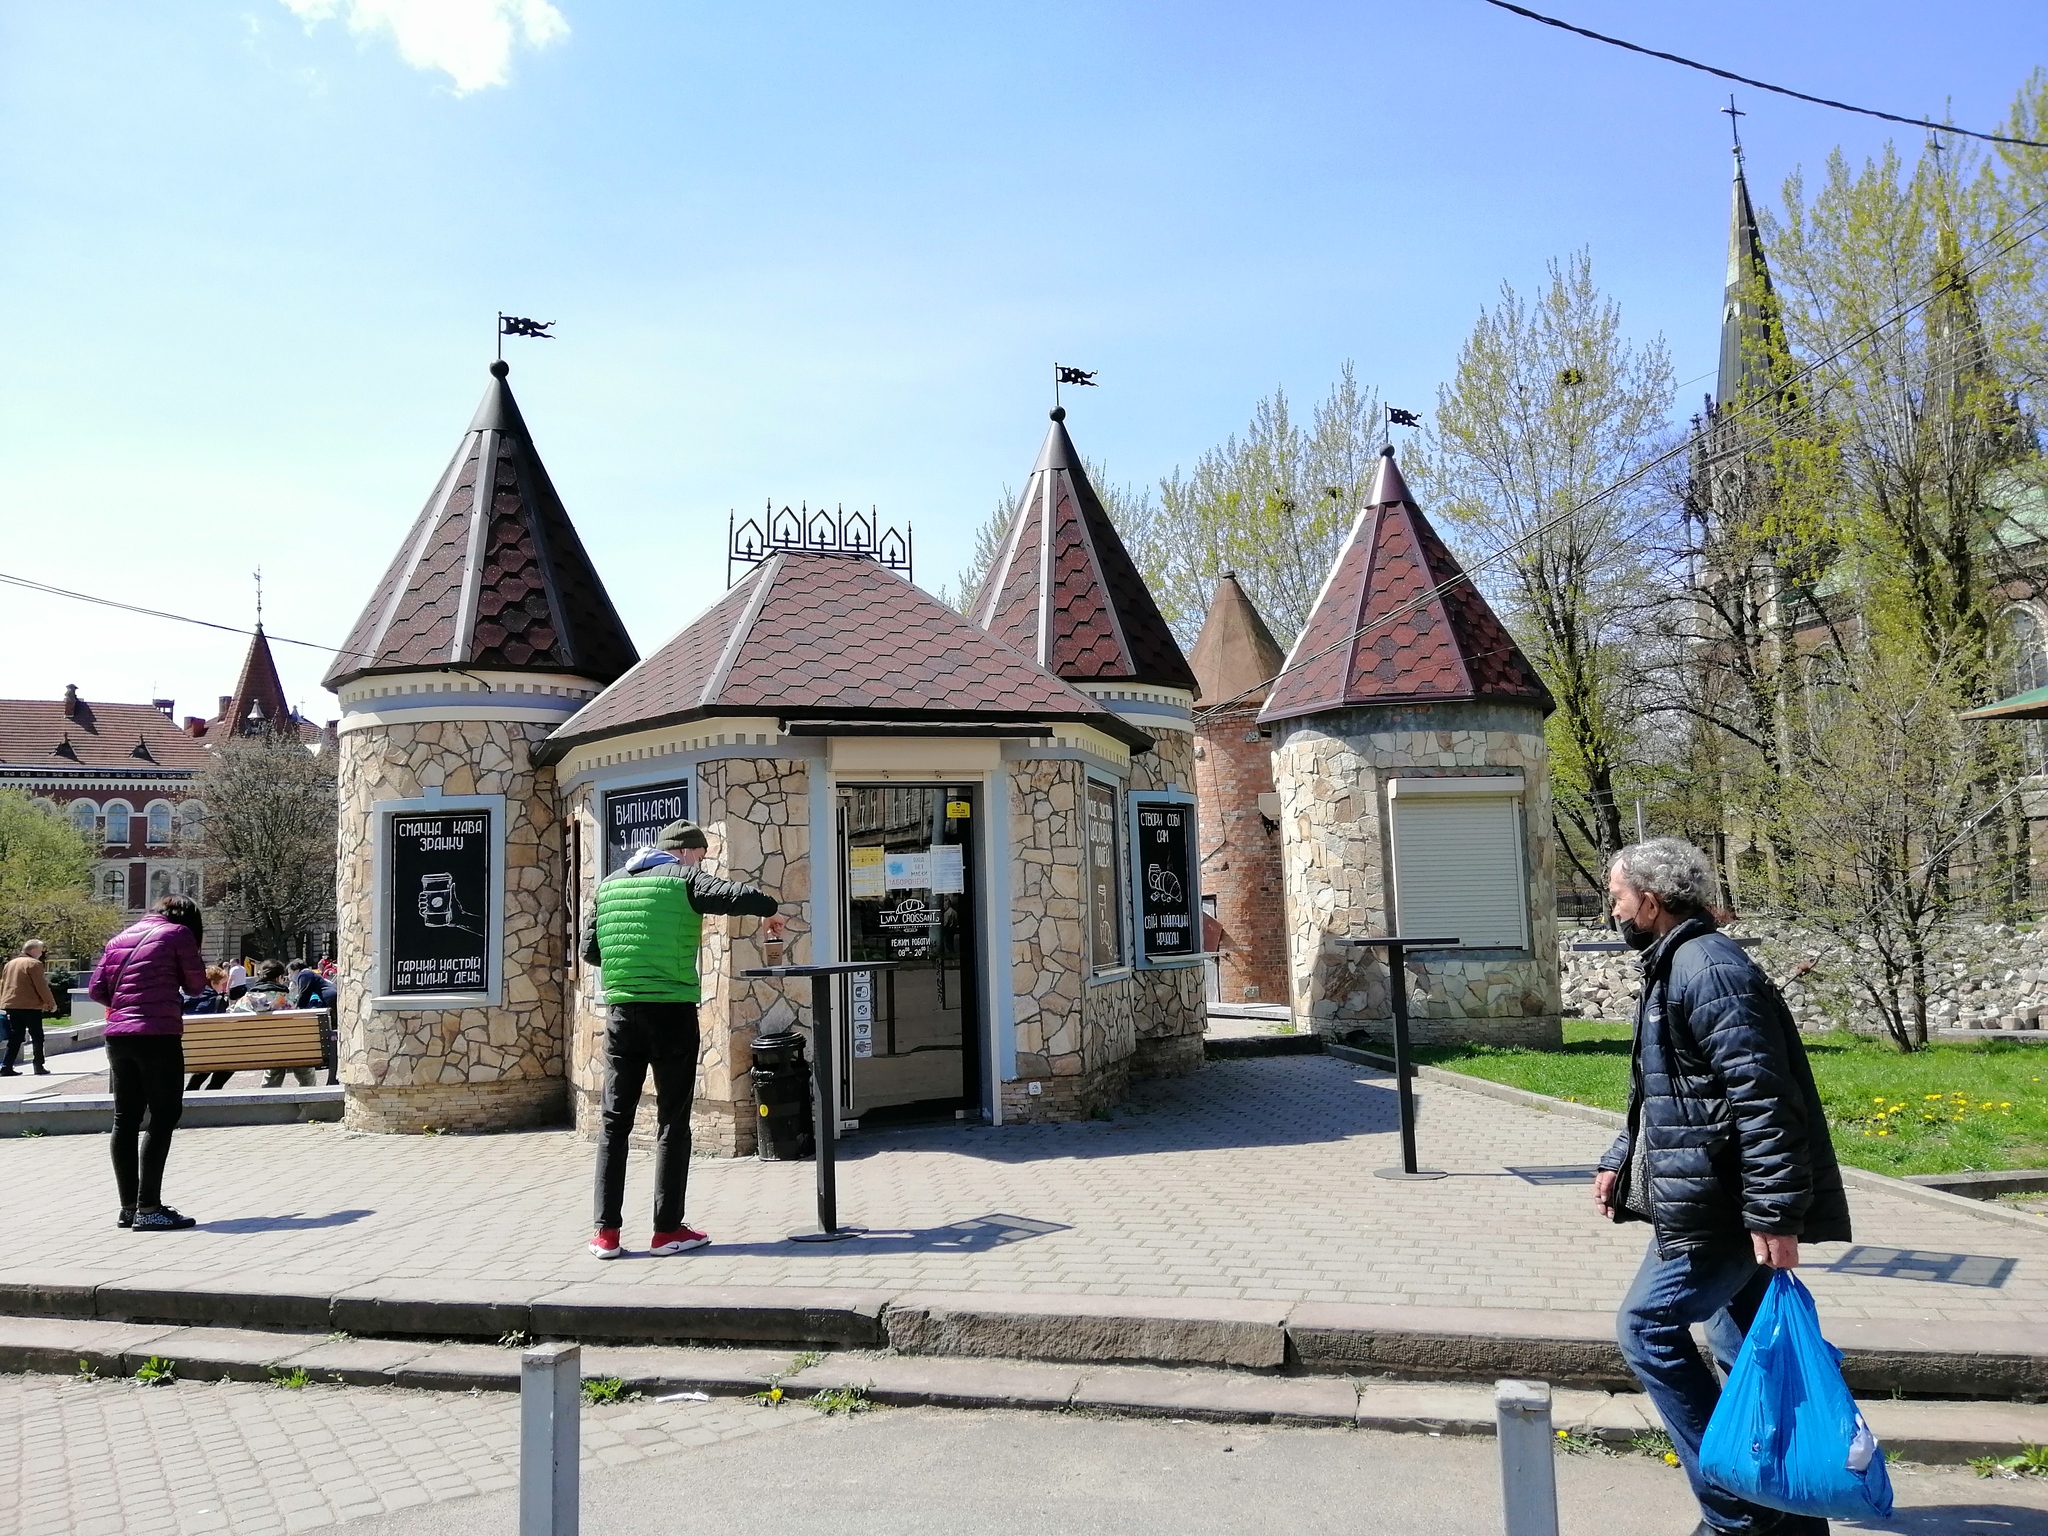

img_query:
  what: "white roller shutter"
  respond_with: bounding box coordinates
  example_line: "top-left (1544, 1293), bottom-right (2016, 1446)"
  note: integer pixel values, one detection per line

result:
top-left (1389, 788), bottom-right (1528, 949)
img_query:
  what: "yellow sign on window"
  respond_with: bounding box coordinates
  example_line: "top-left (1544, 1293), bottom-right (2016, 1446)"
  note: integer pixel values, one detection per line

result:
top-left (945, 800), bottom-right (971, 820)
top-left (848, 844), bottom-right (885, 898)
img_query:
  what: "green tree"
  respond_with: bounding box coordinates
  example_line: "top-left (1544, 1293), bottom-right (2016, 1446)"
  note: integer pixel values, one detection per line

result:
top-left (198, 735), bottom-right (338, 960)
top-left (947, 459), bottom-right (1164, 616)
top-left (1148, 365), bottom-right (1383, 649)
top-left (0, 790), bottom-right (123, 961)
top-left (1420, 251), bottom-right (1675, 890)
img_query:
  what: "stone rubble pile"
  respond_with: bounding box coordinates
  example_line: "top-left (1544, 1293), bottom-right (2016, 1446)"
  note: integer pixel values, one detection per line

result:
top-left (1559, 920), bottom-right (2048, 1035)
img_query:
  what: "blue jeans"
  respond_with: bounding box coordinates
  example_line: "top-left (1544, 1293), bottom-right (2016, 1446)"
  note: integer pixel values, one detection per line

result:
top-left (1617, 1237), bottom-right (1823, 1533)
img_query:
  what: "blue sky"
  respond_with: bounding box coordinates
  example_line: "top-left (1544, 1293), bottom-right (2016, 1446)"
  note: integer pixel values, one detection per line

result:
top-left (3, 1), bottom-right (2044, 721)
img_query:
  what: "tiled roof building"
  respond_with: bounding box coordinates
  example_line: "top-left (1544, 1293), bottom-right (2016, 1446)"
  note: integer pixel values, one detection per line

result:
top-left (1261, 446), bottom-right (1561, 1048)
top-left (542, 549), bottom-right (1153, 759)
top-left (971, 408), bottom-right (1197, 695)
top-left (1188, 574), bottom-right (1289, 1006)
top-left (1260, 448), bottom-right (1551, 723)
top-left (325, 361), bottom-right (638, 692)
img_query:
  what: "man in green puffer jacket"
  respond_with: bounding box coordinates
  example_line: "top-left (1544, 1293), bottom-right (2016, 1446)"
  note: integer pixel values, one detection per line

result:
top-left (580, 819), bottom-right (784, 1260)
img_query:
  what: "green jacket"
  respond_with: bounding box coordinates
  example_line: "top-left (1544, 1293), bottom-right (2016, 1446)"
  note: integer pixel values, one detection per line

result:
top-left (583, 855), bottom-right (779, 1004)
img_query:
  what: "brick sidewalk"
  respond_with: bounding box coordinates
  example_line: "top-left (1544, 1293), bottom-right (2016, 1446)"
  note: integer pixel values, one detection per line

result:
top-left (1, 1056), bottom-right (2041, 1325)
top-left (0, 1373), bottom-right (812, 1536)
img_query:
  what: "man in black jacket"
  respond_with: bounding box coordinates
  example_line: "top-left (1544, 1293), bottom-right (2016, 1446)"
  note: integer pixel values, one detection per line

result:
top-left (1595, 838), bottom-right (1849, 1536)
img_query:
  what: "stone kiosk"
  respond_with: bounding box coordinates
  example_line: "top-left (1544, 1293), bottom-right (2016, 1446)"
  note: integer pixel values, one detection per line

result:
top-left (327, 376), bottom-right (1207, 1144)
top-left (325, 361), bottom-right (639, 1132)
top-left (1260, 447), bottom-right (1561, 1046)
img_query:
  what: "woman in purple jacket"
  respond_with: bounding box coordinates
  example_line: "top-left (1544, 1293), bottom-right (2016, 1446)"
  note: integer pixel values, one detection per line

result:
top-left (89, 895), bottom-right (208, 1230)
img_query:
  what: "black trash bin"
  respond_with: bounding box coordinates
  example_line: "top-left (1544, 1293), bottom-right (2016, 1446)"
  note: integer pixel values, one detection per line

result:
top-left (750, 1029), bottom-right (814, 1161)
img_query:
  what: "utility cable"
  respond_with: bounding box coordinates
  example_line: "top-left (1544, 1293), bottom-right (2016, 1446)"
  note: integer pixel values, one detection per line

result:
top-left (1481, 1), bottom-right (2048, 153)
top-left (0, 571), bottom-right (364, 659)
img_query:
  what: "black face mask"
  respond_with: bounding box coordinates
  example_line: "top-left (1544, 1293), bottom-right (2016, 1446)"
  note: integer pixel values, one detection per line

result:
top-left (1618, 916), bottom-right (1658, 952)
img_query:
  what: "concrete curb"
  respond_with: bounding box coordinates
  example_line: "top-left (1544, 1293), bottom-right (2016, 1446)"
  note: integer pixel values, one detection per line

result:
top-left (3, 1315), bottom-right (2042, 1461)
top-left (0, 1087), bottom-right (343, 1135)
top-left (1324, 1043), bottom-right (2048, 1237)
top-left (4, 1267), bottom-right (2045, 1398)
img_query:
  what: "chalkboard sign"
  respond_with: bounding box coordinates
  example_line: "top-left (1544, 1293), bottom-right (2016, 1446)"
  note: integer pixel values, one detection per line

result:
top-left (603, 781), bottom-right (690, 874)
top-left (1133, 799), bottom-right (1197, 964)
top-left (386, 810), bottom-right (494, 996)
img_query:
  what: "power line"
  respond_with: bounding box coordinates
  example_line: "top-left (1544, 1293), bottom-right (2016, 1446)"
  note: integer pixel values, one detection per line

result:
top-left (1194, 191), bottom-right (2048, 723)
top-left (0, 571), bottom-right (364, 661)
top-left (1481, 1), bottom-right (2048, 153)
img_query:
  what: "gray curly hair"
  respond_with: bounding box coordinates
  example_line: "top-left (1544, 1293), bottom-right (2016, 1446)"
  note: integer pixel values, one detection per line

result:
top-left (1608, 837), bottom-right (1719, 916)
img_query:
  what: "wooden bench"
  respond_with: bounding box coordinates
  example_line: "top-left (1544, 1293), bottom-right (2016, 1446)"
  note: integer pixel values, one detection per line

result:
top-left (181, 1009), bottom-right (331, 1078)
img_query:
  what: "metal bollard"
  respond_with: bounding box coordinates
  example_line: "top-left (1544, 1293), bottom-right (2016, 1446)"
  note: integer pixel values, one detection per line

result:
top-left (1495, 1378), bottom-right (1559, 1536)
top-left (521, 1342), bottom-right (580, 1536)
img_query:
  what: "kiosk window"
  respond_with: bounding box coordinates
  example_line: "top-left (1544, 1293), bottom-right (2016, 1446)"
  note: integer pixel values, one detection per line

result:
top-left (1389, 788), bottom-right (1527, 949)
top-left (1085, 780), bottom-right (1124, 972)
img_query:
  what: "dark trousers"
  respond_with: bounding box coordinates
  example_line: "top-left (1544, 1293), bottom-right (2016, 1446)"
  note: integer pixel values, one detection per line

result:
top-left (1618, 1238), bottom-right (1828, 1534)
top-left (592, 1003), bottom-right (700, 1233)
top-left (3, 1010), bottom-right (45, 1070)
top-left (107, 1035), bottom-right (185, 1213)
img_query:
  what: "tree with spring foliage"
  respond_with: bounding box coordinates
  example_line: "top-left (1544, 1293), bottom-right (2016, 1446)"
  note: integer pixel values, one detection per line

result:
top-left (1420, 251), bottom-right (1676, 896)
top-left (0, 790), bottom-right (123, 962)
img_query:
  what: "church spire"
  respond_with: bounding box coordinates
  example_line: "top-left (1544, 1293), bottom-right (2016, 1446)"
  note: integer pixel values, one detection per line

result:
top-left (1716, 142), bottom-right (1776, 412)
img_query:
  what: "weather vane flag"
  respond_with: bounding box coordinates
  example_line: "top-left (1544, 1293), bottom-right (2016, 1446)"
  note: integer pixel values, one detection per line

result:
top-left (496, 313), bottom-right (555, 360)
top-left (1054, 363), bottom-right (1097, 407)
top-left (1387, 407), bottom-right (1421, 428)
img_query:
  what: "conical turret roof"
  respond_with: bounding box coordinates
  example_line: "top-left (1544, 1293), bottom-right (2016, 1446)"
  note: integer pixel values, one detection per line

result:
top-left (324, 361), bottom-right (638, 691)
top-left (220, 626), bottom-right (294, 737)
top-left (1187, 573), bottom-right (1286, 709)
top-left (970, 408), bottom-right (1197, 694)
top-left (1258, 448), bottom-right (1552, 724)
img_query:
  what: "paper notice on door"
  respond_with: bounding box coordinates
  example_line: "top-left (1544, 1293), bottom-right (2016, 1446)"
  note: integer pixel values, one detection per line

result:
top-left (848, 845), bottom-right (884, 898)
top-left (929, 844), bottom-right (965, 894)
top-left (885, 850), bottom-right (930, 889)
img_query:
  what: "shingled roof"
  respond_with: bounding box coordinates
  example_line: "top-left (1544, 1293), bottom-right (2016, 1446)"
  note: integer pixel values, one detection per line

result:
top-left (970, 408), bottom-right (1197, 694)
top-left (538, 550), bottom-right (1153, 761)
top-left (0, 691), bottom-right (211, 776)
top-left (324, 361), bottom-right (638, 691)
top-left (215, 627), bottom-right (295, 737)
top-left (1188, 573), bottom-right (1287, 710)
top-left (1259, 448), bottom-right (1553, 724)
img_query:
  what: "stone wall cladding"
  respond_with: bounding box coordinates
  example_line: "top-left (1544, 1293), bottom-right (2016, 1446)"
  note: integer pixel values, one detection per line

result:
top-left (1005, 731), bottom-right (1207, 1121)
top-left (336, 717), bottom-right (568, 1132)
top-left (1272, 704), bottom-right (1560, 1047)
top-left (1562, 918), bottom-right (2048, 1035)
top-left (1193, 708), bottom-right (1289, 1004)
top-left (565, 755), bottom-right (810, 1159)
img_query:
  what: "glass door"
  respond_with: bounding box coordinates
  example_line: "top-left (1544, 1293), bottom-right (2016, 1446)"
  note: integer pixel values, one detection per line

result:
top-left (837, 784), bottom-right (979, 1122)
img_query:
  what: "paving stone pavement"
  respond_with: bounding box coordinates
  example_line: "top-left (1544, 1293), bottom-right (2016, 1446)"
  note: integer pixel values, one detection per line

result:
top-left (1, 1056), bottom-right (2043, 1324)
top-left (0, 1372), bottom-right (816, 1536)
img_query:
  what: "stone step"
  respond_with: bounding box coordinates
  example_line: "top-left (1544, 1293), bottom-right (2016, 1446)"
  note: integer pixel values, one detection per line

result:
top-left (3, 1314), bottom-right (2040, 1464)
top-left (6, 1271), bottom-right (2048, 1400)
top-left (0, 1086), bottom-right (343, 1135)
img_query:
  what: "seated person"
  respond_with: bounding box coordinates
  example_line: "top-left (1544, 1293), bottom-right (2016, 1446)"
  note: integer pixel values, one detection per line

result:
top-left (185, 966), bottom-right (236, 1091)
top-left (232, 961), bottom-right (315, 1088)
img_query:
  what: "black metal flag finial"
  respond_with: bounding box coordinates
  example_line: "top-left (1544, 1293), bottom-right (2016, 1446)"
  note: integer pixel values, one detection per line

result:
top-left (1387, 407), bottom-right (1421, 428)
top-left (496, 313), bottom-right (555, 360)
top-left (1054, 364), bottom-right (1098, 407)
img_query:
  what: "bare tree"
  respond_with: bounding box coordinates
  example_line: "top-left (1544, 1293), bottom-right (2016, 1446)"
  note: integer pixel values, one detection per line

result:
top-left (198, 735), bottom-right (338, 960)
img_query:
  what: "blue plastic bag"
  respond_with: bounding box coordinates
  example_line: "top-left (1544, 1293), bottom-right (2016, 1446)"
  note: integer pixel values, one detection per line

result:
top-left (1699, 1269), bottom-right (1894, 1521)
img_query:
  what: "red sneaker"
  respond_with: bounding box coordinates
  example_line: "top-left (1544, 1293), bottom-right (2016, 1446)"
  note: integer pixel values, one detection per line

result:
top-left (589, 1227), bottom-right (623, 1260)
top-left (649, 1226), bottom-right (710, 1255)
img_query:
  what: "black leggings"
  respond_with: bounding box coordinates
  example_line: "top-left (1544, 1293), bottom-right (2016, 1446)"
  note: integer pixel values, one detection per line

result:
top-left (107, 1035), bottom-right (185, 1212)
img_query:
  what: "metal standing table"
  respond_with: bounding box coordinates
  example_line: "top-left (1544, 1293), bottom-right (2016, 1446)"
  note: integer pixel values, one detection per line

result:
top-left (1337, 936), bottom-right (1460, 1181)
top-left (740, 960), bottom-right (900, 1242)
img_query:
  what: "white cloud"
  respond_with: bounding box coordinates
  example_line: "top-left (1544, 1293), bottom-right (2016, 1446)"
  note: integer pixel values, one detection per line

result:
top-left (280, 0), bottom-right (568, 95)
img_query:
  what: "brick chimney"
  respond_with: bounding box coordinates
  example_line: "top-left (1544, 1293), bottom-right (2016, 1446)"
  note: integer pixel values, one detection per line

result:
top-left (63, 684), bottom-right (81, 721)
top-left (152, 698), bottom-right (175, 718)
top-left (184, 717), bottom-right (208, 738)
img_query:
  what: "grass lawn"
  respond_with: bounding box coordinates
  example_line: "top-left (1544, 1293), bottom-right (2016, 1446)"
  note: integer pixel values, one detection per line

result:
top-left (1410, 1022), bottom-right (2048, 1177)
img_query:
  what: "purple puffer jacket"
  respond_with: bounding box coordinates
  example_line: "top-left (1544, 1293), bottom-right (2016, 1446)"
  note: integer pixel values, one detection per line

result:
top-left (89, 915), bottom-right (207, 1037)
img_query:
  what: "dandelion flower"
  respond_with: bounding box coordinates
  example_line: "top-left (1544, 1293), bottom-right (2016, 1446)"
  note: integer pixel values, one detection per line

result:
top-left (1878, 1129), bottom-right (1890, 1137)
